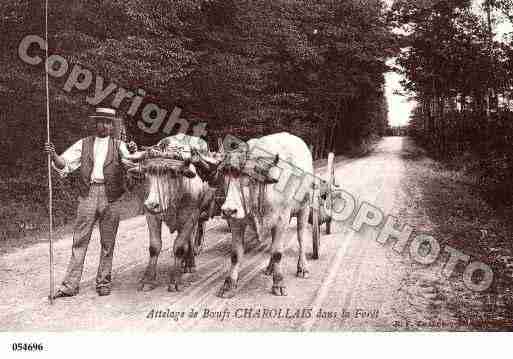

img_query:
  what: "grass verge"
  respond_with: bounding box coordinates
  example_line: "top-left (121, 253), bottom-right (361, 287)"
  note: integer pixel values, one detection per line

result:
top-left (401, 140), bottom-right (513, 330)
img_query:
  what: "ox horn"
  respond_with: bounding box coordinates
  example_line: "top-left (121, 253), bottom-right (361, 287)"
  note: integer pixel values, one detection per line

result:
top-left (266, 154), bottom-right (280, 183)
top-left (191, 149), bottom-right (222, 183)
top-left (253, 155), bottom-right (280, 184)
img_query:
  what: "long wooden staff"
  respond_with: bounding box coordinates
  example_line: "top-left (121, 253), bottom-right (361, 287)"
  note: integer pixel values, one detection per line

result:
top-left (44, 0), bottom-right (55, 304)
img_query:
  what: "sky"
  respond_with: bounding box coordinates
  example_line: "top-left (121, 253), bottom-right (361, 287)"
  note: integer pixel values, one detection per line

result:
top-left (385, 64), bottom-right (414, 127)
top-left (384, 0), bottom-right (513, 127)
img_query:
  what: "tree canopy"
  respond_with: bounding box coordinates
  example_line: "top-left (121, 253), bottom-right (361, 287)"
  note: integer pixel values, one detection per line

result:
top-left (390, 0), bottom-right (513, 204)
top-left (1, 0), bottom-right (395, 175)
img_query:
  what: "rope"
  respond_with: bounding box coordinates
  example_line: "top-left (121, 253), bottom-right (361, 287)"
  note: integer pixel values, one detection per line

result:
top-left (258, 182), bottom-right (266, 219)
top-left (45, 0), bottom-right (55, 304)
top-left (238, 178), bottom-right (248, 218)
top-left (156, 167), bottom-right (165, 213)
top-left (153, 166), bottom-right (185, 216)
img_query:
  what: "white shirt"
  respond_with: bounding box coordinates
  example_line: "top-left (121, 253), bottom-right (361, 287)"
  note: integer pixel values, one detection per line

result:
top-left (53, 136), bottom-right (130, 182)
top-left (91, 136), bottom-right (109, 182)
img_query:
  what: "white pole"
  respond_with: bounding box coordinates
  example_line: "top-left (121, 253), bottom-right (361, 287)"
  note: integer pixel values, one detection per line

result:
top-left (45, 0), bottom-right (55, 304)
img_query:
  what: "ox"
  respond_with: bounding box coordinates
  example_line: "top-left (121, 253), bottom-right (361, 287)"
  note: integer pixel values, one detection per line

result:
top-left (131, 134), bottom-right (215, 292)
top-left (193, 132), bottom-right (315, 297)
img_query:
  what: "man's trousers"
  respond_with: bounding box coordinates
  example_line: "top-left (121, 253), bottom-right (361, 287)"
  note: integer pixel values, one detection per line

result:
top-left (60, 184), bottom-right (120, 294)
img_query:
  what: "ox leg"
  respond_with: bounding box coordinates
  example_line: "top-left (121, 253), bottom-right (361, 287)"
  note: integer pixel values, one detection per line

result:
top-left (169, 236), bottom-right (187, 292)
top-left (218, 222), bottom-right (245, 298)
top-left (184, 213), bottom-right (201, 274)
top-left (270, 222), bottom-right (287, 296)
top-left (168, 215), bottom-right (195, 292)
top-left (264, 257), bottom-right (274, 276)
top-left (296, 207), bottom-right (310, 278)
top-left (139, 214), bottom-right (162, 292)
top-left (182, 245), bottom-right (197, 274)
top-left (183, 246), bottom-right (197, 274)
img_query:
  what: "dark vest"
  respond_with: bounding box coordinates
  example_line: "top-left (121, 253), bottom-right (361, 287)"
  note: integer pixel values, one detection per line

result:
top-left (78, 136), bottom-right (125, 202)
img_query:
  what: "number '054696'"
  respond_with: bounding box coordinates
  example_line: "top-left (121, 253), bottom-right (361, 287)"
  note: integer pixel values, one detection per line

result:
top-left (11, 343), bottom-right (44, 351)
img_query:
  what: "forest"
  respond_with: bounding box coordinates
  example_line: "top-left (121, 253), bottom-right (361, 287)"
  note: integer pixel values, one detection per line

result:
top-left (0, 0), bottom-right (395, 239)
top-left (390, 0), bottom-right (513, 205)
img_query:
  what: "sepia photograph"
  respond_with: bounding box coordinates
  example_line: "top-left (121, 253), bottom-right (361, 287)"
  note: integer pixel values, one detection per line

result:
top-left (2, 0), bottom-right (513, 349)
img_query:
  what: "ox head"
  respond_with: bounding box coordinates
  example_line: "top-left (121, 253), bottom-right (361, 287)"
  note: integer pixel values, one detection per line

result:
top-left (128, 149), bottom-right (197, 214)
top-left (220, 152), bottom-right (280, 220)
top-left (203, 150), bottom-right (280, 221)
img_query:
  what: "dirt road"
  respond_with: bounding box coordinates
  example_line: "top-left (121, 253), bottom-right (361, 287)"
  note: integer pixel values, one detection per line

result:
top-left (0, 137), bottom-right (500, 331)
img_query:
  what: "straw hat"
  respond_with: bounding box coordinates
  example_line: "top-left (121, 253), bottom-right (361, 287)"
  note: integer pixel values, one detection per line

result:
top-left (88, 107), bottom-right (118, 121)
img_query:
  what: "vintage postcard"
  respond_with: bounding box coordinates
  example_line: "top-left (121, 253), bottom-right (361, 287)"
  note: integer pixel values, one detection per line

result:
top-left (2, 1), bottom-right (513, 348)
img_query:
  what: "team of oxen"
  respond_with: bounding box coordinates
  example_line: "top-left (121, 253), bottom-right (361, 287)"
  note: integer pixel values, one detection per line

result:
top-left (126, 132), bottom-right (329, 298)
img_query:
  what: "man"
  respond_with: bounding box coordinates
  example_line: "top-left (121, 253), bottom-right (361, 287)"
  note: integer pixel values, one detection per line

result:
top-left (44, 107), bottom-right (138, 298)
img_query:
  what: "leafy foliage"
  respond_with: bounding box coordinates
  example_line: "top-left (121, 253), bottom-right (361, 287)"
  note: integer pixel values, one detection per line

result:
top-left (0, 0), bottom-right (394, 238)
top-left (390, 0), bottom-right (513, 204)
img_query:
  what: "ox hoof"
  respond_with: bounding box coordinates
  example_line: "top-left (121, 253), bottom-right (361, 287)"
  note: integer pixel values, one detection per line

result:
top-left (272, 274), bottom-right (287, 296)
top-left (183, 265), bottom-right (197, 274)
top-left (271, 285), bottom-right (288, 296)
top-left (296, 268), bottom-right (310, 279)
top-left (168, 278), bottom-right (187, 292)
top-left (168, 282), bottom-right (185, 292)
top-left (138, 282), bottom-right (158, 292)
top-left (217, 278), bottom-right (238, 299)
top-left (182, 257), bottom-right (197, 274)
